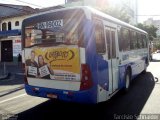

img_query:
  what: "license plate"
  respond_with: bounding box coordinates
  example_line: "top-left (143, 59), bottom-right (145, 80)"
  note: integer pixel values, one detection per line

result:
top-left (47, 94), bottom-right (57, 99)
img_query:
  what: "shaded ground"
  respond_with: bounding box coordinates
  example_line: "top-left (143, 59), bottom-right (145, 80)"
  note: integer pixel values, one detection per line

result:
top-left (17, 72), bottom-right (155, 120)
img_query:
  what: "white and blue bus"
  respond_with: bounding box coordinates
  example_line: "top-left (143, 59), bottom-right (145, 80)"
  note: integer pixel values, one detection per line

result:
top-left (22, 6), bottom-right (149, 104)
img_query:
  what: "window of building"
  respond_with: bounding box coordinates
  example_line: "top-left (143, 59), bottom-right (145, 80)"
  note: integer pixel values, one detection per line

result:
top-left (15, 21), bottom-right (19, 26)
top-left (2, 23), bottom-right (7, 31)
top-left (8, 22), bottom-right (12, 30)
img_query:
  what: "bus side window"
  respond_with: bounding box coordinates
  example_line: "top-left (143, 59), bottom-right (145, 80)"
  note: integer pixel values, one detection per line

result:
top-left (137, 33), bottom-right (142, 49)
top-left (141, 34), bottom-right (145, 48)
top-left (136, 33), bottom-right (140, 48)
top-left (133, 31), bottom-right (137, 49)
top-left (111, 31), bottom-right (116, 58)
top-left (130, 30), bottom-right (134, 49)
top-left (118, 27), bottom-right (130, 51)
top-left (106, 30), bottom-right (111, 59)
top-left (94, 20), bottom-right (106, 54)
top-left (124, 29), bottom-right (130, 51)
top-left (143, 35), bottom-right (148, 48)
top-left (118, 28), bottom-right (122, 51)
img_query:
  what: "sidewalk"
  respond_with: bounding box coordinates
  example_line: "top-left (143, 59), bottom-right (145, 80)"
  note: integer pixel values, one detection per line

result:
top-left (0, 62), bottom-right (24, 79)
top-left (0, 62), bottom-right (25, 96)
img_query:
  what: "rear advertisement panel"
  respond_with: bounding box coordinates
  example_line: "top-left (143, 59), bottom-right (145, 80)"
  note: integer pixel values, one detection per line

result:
top-left (25, 47), bottom-right (80, 81)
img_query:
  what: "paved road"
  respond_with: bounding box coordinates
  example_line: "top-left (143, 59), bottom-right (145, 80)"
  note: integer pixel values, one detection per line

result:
top-left (0, 62), bottom-right (160, 120)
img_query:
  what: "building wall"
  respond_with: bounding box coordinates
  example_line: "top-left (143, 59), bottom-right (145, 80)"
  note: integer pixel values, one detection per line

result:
top-left (0, 36), bottom-right (21, 62)
top-left (0, 15), bottom-right (30, 31)
top-left (0, 15), bottom-right (31, 62)
top-left (0, 5), bottom-right (64, 62)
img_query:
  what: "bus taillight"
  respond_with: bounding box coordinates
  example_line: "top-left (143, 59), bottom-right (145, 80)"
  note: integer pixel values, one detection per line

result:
top-left (24, 75), bottom-right (28, 85)
top-left (80, 64), bottom-right (93, 90)
top-left (22, 63), bottom-right (25, 72)
top-left (22, 63), bottom-right (28, 84)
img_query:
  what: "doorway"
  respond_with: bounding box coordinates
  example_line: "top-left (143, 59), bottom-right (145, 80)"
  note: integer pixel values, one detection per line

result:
top-left (1, 40), bottom-right (13, 62)
top-left (105, 27), bottom-right (119, 93)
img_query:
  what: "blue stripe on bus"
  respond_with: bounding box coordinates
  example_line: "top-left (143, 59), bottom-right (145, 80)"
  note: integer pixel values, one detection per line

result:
top-left (84, 19), bottom-right (109, 92)
top-left (96, 55), bottom-right (109, 90)
top-left (84, 19), bottom-right (99, 102)
top-left (118, 65), bottom-right (126, 89)
top-left (25, 85), bottom-right (97, 104)
top-left (118, 56), bottom-right (147, 89)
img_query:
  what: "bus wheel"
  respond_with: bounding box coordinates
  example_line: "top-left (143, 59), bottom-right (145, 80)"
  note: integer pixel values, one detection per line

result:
top-left (123, 70), bottom-right (131, 92)
top-left (142, 59), bottom-right (148, 74)
top-left (142, 67), bottom-right (147, 74)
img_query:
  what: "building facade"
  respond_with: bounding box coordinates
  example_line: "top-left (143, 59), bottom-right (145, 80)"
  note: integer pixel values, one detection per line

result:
top-left (0, 4), bottom-right (38, 62)
top-left (0, 4), bottom-right (63, 62)
top-left (0, 15), bottom-right (32, 62)
top-left (0, 4), bottom-right (37, 62)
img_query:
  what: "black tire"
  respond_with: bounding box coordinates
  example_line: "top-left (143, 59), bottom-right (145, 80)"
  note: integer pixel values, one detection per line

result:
top-left (142, 63), bottom-right (147, 74)
top-left (142, 58), bottom-right (148, 74)
top-left (150, 56), bottom-right (152, 61)
top-left (123, 69), bottom-right (131, 93)
top-left (142, 68), bottom-right (146, 74)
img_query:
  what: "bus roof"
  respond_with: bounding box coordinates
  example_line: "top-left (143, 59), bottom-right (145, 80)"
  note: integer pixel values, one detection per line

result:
top-left (86, 7), bottom-right (147, 34)
top-left (24, 6), bottom-right (147, 34)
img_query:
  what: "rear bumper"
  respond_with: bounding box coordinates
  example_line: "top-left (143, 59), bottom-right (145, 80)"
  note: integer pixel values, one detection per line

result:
top-left (25, 84), bottom-right (97, 104)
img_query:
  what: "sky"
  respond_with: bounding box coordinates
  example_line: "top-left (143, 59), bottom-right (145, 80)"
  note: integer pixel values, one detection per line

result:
top-left (138, 0), bottom-right (160, 23)
top-left (0, 0), bottom-right (160, 23)
top-left (0, 0), bottom-right (65, 8)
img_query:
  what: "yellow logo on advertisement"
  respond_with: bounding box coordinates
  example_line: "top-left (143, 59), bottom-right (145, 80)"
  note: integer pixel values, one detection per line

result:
top-left (29, 47), bottom-right (80, 74)
top-left (45, 50), bottom-right (75, 62)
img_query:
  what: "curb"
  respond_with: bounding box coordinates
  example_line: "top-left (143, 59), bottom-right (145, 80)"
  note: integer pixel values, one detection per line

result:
top-left (0, 72), bottom-right (24, 81)
top-left (0, 73), bottom-right (11, 80)
top-left (0, 85), bottom-right (24, 97)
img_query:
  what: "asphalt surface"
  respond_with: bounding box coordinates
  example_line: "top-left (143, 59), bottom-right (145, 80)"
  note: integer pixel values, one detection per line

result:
top-left (0, 61), bottom-right (160, 120)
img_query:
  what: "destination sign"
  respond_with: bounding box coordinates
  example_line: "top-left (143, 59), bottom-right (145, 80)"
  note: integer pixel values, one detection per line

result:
top-left (36, 19), bottom-right (63, 29)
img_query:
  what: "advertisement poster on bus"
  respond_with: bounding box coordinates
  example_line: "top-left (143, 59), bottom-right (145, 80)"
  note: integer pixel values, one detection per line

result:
top-left (25, 47), bottom-right (80, 81)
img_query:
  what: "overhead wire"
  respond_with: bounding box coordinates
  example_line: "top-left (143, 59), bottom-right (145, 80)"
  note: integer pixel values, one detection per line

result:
top-left (136, 15), bottom-right (160, 16)
top-left (0, 4), bottom-right (37, 13)
top-left (13, 0), bottom-right (43, 8)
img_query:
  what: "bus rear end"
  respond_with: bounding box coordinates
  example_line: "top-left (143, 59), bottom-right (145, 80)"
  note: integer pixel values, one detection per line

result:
top-left (22, 8), bottom-right (96, 103)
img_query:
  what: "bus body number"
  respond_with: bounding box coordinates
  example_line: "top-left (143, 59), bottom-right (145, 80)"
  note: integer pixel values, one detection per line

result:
top-left (37, 19), bottom-right (63, 29)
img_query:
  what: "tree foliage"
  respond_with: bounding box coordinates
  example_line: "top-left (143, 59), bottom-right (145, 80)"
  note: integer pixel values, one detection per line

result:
top-left (136, 23), bottom-right (158, 41)
top-left (155, 44), bottom-right (160, 49)
top-left (103, 6), bottom-right (131, 23)
top-left (101, 6), bottom-right (157, 41)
